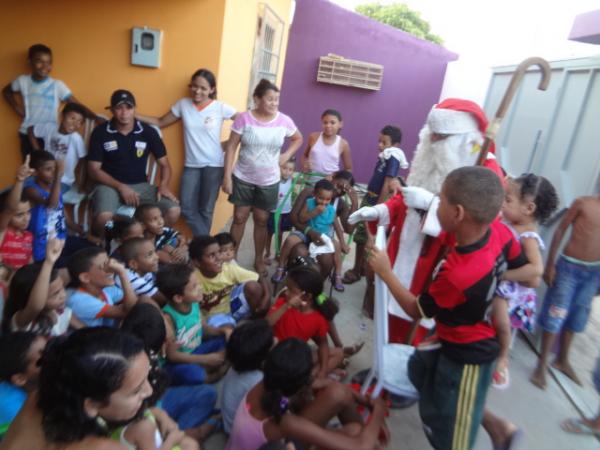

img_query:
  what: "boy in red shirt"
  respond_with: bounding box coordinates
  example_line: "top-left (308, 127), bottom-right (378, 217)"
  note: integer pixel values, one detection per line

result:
top-left (0, 156), bottom-right (35, 272)
top-left (369, 166), bottom-right (527, 450)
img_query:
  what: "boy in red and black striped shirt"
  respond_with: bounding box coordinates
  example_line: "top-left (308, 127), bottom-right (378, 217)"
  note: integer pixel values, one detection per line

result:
top-left (369, 166), bottom-right (527, 450)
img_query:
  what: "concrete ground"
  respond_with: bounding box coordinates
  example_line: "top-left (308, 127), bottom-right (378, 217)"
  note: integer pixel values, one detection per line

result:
top-left (204, 218), bottom-right (600, 450)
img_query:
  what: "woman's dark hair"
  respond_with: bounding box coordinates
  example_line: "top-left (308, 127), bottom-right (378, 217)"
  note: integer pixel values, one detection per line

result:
top-left (2, 263), bottom-right (59, 334)
top-left (189, 235), bottom-right (219, 261)
top-left (37, 327), bottom-right (147, 443)
top-left (287, 266), bottom-right (338, 321)
top-left (121, 303), bottom-right (168, 407)
top-left (67, 247), bottom-right (106, 288)
top-left (514, 174), bottom-right (559, 224)
top-left (0, 331), bottom-right (40, 381)
top-left (321, 109), bottom-right (342, 121)
top-left (191, 68), bottom-right (217, 99)
top-left (104, 215), bottom-right (141, 253)
top-left (253, 78), bottom-right (279, 99)
top-left (227, 319), bottom-right (273, 372)
top-left (333, 170), bottom-right (355, 186)
top-left (156, 264), bottom-right (194, 301)
top-left (261, 338), bottom-right (312, 423)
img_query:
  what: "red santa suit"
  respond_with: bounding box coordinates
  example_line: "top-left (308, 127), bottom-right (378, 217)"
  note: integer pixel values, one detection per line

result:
top-left (367, 99), bottom-right (505, 344)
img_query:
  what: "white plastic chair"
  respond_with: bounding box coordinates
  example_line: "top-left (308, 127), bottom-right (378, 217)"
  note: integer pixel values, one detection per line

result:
top-left (360, 225), bottom-right (419, 399)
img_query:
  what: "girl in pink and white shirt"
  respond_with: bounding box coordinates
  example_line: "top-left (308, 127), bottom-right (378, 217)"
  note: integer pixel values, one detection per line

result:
top-left (222, 79), bottom-right (303, 275)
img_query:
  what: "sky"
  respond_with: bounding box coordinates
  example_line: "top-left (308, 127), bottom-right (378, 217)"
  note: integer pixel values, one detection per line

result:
top-left (328, 0), bottom-right (600, 102)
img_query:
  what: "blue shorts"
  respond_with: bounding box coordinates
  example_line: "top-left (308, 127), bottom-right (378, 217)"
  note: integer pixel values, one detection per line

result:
top-left (538, 255), bottom-right (600, 333)
top-left (165, 336), bottom-right (226, 385)
top-left (267, 212), bottom-right (293, 234)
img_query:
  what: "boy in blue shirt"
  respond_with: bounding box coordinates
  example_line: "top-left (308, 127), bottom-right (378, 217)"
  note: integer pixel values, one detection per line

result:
top-left (0, 332), bottom-right (46, 438)
top-left (23, 151), bottom-right (67, 262)
top-left (2, 43), bottom-right (97, 159)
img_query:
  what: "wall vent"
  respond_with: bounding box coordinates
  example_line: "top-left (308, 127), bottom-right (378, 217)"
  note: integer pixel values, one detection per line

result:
top-left (317, 54), bottom-right (383, 91)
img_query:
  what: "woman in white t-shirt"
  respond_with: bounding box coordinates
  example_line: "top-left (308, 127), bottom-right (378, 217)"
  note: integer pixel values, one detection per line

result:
top-left (139, 69), bottom-right (236, 236)
top-left (222, 79), bottom-right (303, 276)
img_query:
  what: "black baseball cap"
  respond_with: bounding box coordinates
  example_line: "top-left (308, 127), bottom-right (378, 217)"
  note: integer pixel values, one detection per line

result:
top-left (107, 89), bottom-right (136, 109)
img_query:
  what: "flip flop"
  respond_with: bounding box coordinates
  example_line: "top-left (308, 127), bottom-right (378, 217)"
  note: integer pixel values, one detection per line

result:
top-left (561, 417), bottom-right (600, 436)
top-left (493, 428), bottom-right (524, 450)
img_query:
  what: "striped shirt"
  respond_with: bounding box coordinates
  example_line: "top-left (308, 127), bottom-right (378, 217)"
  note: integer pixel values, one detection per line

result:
top-left (116, 268), bottom-right (158, 297)
top-left (155, 227), bottom-right (179, 251)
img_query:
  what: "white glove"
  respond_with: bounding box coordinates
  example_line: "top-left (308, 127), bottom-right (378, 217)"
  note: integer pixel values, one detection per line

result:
top-left (348, 206), bottom-right (380, 225)
top-left (401, 186), bottom-right (435, 210)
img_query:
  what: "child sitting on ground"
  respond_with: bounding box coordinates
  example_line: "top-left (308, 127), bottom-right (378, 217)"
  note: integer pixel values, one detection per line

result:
top-left (135, 203), bottom-right (188, 264)
top-left (27, 102), bottom-right (87, 192)
top-left (265, 159), bottom-right (296, 264)
top-left (121, 303), bottom-right (221, 445)
top-left (0, 155), bottom-right (35, 271)
top-left (157, 263), bottom-right (230, 386)
top-left (227, 339), bottom-right (387, 450)
top-left (368, 166), bottom-right (528, 450)
top-left (106, 215), bottom-right (145, 260)
top-left (117, 236), bottom-right (167, 306)
top-left (2, 239), bottom-right (81, 336)
top-left (214, 232), bottom-right (238, 265)
top-left (24, 151), bottom-right (67, 262)
top-left (66, 246), bottom-right (138, 327)
top-left (0, 331), bottom-right (47, 439)
top-left (190, 235), bottom-right (270, 327)
top-left (222, 319), bottom-right (274, 434)
top-left (491, 174), bottom-right (558, 388)
top-left (272, 179), bottom-right (348, 292)
top-left (267, 266), bottom-right (345, 380)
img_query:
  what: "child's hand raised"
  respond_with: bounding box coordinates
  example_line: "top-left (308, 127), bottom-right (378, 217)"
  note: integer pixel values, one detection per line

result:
top-left (55, 158), bottom-right (65, 176)
top-left (105, 258), bottom-right (126, 274)
top-left (45, 238), bottom-right (65, 264)
top-left (16, 155), bottom-right (34, 182)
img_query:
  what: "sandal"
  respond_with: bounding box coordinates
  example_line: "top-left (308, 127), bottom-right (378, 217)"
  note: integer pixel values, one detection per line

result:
top-left (342, 269), bottom-right (361, 284)
top-left (561, 418), bottom-right (600, 436)
top-left (271, 267), bottom-right (286, 283)
top-left (332, 273), bottom-right (345, 292)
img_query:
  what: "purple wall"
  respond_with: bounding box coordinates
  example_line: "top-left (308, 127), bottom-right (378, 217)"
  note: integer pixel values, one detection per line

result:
top-left (279, 0), bottom-right (458, 183)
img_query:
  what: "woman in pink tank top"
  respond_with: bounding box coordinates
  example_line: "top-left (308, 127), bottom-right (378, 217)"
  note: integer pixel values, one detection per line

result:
top-left (226, 339), bottom-right (388, 450)
top-left (302, 110), bottom-right (352, 179)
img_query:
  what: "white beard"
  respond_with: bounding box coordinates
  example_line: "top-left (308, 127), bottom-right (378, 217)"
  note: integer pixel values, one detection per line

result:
top-left (406, 125), bottom-right (481, 193)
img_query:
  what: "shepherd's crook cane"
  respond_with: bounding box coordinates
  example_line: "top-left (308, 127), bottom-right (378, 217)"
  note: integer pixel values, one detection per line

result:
top-left (476, 57), bottom-right (552, 166)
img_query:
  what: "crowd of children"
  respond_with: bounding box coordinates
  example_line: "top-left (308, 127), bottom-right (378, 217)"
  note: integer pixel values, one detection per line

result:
top-left (1, 42), bottom-right (599, 450)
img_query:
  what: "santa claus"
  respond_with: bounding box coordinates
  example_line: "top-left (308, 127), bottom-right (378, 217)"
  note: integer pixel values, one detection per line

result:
top-left (349, 98), bottom-right (504, 345)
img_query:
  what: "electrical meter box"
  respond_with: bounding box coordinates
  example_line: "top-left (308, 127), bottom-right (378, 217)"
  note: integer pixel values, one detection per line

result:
top-left (131, 27), bottom-right (162, 68)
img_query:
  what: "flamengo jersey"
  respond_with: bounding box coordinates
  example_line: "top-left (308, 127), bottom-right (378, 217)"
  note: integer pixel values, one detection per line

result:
top-left (418, 220), bottom-right (527, 364)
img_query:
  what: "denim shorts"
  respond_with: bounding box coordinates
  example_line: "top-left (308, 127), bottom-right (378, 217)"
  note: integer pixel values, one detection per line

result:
top-left (267, 212), bottom-right (293, 234)
top-left (538, 255), bottom-right (600, 333)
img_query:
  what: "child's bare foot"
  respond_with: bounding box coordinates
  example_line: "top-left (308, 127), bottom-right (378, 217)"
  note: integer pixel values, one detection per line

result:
top-left (552, 360), bottom-right (582, 385)
top-left (530, 365), bottom-right (547, 389)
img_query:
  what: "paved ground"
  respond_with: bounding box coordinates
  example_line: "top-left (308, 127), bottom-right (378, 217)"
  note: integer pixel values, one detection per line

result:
top-left (203, 218), bottom-right (600, 450)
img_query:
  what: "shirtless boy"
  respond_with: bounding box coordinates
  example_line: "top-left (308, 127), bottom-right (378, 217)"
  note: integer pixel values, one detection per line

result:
top-left (531, 195), bottom-right (600, 389)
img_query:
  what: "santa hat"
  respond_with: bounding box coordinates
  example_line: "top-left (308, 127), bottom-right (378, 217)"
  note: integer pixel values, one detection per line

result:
top-left (426, 98), bottom-right (495, 153)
